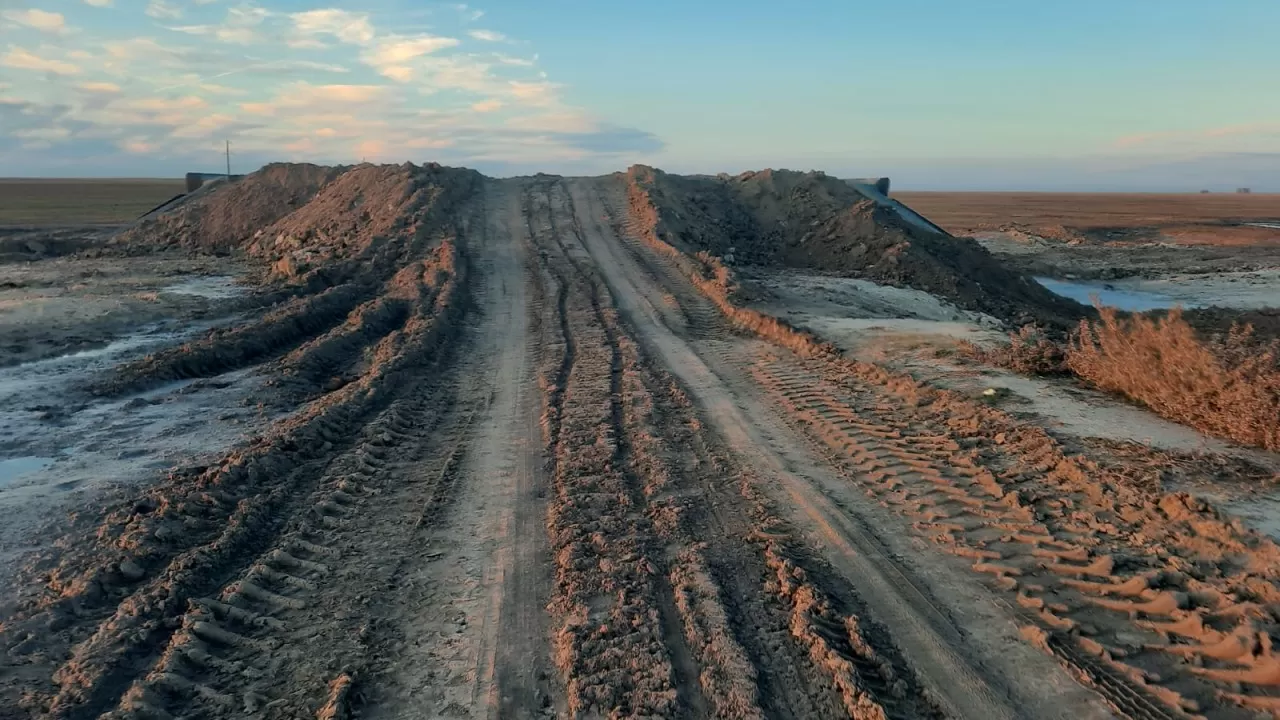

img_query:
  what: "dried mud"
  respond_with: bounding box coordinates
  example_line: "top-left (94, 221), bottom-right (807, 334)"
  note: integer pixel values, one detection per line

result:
top-left (4, 163), bottom-right (1278, 720)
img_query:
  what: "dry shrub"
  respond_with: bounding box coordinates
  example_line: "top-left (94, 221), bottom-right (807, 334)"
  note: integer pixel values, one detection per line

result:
top-left (961, 325), bottom-right (1069, 376)
top-left (1069, 307), bottom-right (1280, 450)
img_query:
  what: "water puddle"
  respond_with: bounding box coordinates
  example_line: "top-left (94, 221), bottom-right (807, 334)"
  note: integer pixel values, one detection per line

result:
top-left (162, 275), bottom-right (244, 300)
top-left (1035, 277), bottom-right (1187, 312)
top-left (0, 326), bottom-right (186, 398)
top-left (0, 456), bottom-right (54, 488)
top-left (1246, 222), bottom-right (1280, 230)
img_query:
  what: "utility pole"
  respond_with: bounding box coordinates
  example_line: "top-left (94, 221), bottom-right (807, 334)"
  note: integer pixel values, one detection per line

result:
top-left (225, 140), bottom-right (231, 179)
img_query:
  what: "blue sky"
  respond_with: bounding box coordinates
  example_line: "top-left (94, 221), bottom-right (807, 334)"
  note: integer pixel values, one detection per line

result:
top-left (1, 0), bottom-right (1278, 189)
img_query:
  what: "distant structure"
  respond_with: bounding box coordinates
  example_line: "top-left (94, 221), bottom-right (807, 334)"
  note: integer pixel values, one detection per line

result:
top-left (1200, 189), bottom-right (1211, 194)
top-left (1237, 188), bottom-right (1253, 194)
top-left (186, 172), bottom-right (244, 193)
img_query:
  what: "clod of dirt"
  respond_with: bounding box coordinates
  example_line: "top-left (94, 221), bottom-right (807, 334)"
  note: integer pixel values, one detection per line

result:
top-left (626, 165), bottom-right (1090, 329)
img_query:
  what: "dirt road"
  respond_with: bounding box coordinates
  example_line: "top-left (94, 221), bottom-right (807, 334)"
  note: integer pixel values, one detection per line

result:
top-left (4, 172), bottom-right (1279, 719)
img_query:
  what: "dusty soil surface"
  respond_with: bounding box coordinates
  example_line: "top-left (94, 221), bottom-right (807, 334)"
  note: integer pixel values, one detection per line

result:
top-left (3, 164), bottom-right (1280, 720)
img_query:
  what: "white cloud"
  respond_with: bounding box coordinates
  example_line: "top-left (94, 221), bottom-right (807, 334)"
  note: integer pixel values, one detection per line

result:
top-left (365, 35), bottom-right (459, 65)
top-left (78, 81), bottom-right (122, 92)
top-left (495, 53), bottom-right (534, 67)
top-left (380, 66), bottom-right (414, 82)
top-left (468, 29), bottom-right (504, 42)
top-left (471, 98), bottom-right (502, 113)
top-left (120, 138), bottom-right (154, 153)
top-left (290, 9), bottom-right (374, 46)
top-left (84, 0), bottom-right (113, 7)
top-left (508, 80), bottom-right (560, 106)
top-left (2, 9), bottom-right (67, 34)
top-left (452, 3), bottom-right (483, 22)
top-left (242, 82), bottom-right (386, 115)
top-left (145, 0), bottom-right (182, 20)
top-left (15, 127), bottom-right (71, 141)
top-left (1, 47), bottom-right (80, 75)
top-left (361, 34), bottom-right (460, 80)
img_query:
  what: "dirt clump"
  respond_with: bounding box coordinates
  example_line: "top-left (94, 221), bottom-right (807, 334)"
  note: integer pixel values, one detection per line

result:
top-left (626, 165), bottom-right (1088, 329)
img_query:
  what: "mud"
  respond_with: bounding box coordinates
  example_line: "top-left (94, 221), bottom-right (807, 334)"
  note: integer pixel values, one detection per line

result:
top-left (4, 164), bottom-right (1280, 720)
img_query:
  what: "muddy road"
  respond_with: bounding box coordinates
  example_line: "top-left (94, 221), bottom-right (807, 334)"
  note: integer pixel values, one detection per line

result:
top-left (3, 171), bottom-right (1279, 719)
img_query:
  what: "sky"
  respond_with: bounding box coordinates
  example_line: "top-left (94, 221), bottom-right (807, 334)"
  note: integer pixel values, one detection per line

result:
top-left (1, 0), bottom-right (1278, 189)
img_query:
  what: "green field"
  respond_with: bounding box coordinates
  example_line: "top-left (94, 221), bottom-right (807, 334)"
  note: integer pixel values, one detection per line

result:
top-left (0, 178), bottom-right (187, 226)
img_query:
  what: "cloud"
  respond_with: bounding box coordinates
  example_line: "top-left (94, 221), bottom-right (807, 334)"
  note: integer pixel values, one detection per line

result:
top-left (145, 0), bottom-right (181, 20)
top-left (120, 138), bottom-right (154, 153)
top-left (508, 80), bottom-right (560, 106)
top-left (2, 9), bottom-right (67, 34)
top-left (452, 3), bottom-right (484, 22)
top-left (0, 2), bottom-right (663, 176)
top-left (290, 8), bottom-right (374, 46)
top-left (1112, 124), bottom-right (1280, 151)
top-left (15, 127), bottom-right (71, 141)
top-left (1204, 123), bottom-right (1280, 138)
top-left (78, 81), bottom-right (122, 93)
top-left (362, 34), bottom-right (460, 79)
top-left (1, 47), bottom-right (81, 75)
top-left (241, 82), bottom-right (386, 115)
top-left (495, 53), bottom-right (535, 67)
top-left (84, 0), bottom-right (112, 6)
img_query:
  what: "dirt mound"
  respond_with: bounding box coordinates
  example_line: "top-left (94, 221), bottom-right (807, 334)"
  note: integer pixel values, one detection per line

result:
top-left (626, 165), bottom-right (1088, 328)
top-left (116, 163), bottom-right (344, 254)
top-left (247, 162), bottom-right (482, 280)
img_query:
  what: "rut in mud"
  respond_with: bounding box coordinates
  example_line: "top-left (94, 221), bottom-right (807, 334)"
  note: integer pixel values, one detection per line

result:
top-left (4, 163), bottom-right (1280, 720)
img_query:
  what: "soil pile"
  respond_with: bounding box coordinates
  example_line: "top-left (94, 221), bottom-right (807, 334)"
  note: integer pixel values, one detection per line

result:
top-left (116, 163), bottom-right (344, 254)
top-left (247, 162), bottom-right (482, 280)
top-left (627, 165), bottom-right (1088, 328)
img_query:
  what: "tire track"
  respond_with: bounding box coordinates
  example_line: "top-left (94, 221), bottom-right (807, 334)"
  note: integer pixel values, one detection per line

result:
top-left (568, 177), bottom-right (954, 720)
top-left (624, 172), bottom-right (1280, 719)
top-left (0, 172), bottom-right (482, 720)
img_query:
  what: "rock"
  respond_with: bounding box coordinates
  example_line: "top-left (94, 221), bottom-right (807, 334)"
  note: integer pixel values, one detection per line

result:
top-left (118, 559), bottom-right (145, 581)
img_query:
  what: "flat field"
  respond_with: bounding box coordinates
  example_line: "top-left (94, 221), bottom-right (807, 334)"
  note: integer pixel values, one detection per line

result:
top-left (0, 178), bottom-right (186, 226)
top-left (897, 191), bottom-right (1280, 240)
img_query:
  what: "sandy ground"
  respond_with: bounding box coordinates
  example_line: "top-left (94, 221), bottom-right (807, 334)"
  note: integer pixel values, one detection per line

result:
top-left (4, 170), bottom-right (1280, 720)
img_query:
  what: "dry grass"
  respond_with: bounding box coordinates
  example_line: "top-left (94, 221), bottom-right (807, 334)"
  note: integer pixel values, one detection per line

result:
top-left (0, 179), bottom-right (186, 226)
top-left (896, 191), bottom-right (1280, 237)
top-left (967, 309), bottom-right (1280, 450)
top-left (960, 326), bottom-right (1069, 376)
top-left (1069, 308), bottom-right (1280, 451)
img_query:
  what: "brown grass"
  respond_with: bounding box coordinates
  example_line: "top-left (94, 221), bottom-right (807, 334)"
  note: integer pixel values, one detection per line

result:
top-left (960, 326), bottom-right (1069, 376)
top-left (896, 192), bottom-right (1280, 236)
top-left (1068, 308), bottom-right (1280, 451)
top-left (0, 179), bottom-right (186, 226)
top-left (966, 309), bottom-right (1280, 450)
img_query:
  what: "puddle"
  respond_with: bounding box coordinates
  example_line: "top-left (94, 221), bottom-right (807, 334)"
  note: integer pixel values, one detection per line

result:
top-left (0, 456), bottom-right (54, 487)
top-left (1035, 277), bottom-right (1187, 311)
top-left (162, 276), bottom-right (245, 300)
top-left (1246, 222), bottom-right (1280, 230)
top-left (0, 326), bottom-right (186, 397)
